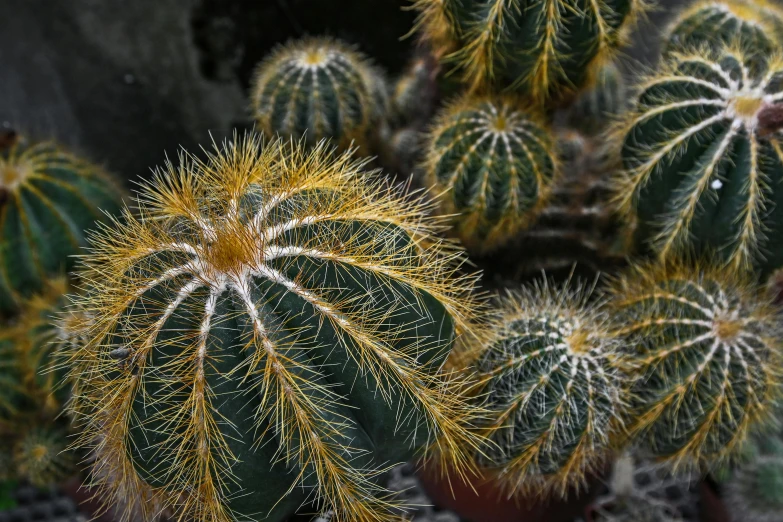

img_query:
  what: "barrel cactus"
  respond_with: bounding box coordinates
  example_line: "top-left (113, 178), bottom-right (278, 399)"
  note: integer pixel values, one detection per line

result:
top-left (567, 61), bottom-right (627, 134)
top-left (66, 134), bottom-right (483, 522)
top-left (424, 96), bottom-right (557, 253)
top-left (410, 0), bottom-right (642, 104)
top-left (664, 0), bottom-right (783, 59)
top-left (13, 426), bottom-right (73, 488)
top-left (609, 262), bottom-right (782, 470)
top-left (613, 45), bottom-right (783, 276)
top-left (724, 432), bottom-right (783, 522)
top-left (250, 38), bottom-right (388, 151)
top-left (466, 278), bottom-right (626, 495)
top-left (0, 131), bottom-right (123, 314)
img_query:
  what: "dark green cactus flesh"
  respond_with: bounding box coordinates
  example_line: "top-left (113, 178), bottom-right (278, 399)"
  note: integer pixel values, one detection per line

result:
top-left (664, 0), bottom-right (783, 59)
top-left (412, 0), bottom-right (640, 103)
top-left (425, 96), bottom-right (557, 253)
top-left (610, 264), bottom-right (782, 469)
top-left (69, 136), bottom-right (480, 522)
top-left (615, 46), bottom-right (783, 276)
top-left (469, 281), bottom-right (624, 495)
top-left (251, 38), bottom-right (388, 150)
top-left (0, 135), bottom-right (122, 314)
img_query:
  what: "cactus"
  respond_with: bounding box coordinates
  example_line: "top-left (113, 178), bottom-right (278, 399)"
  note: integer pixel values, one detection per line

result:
top-left (410, 0), bottom-right (642, 104)
top-left (466, 278), bottom-right (626, 495)
top-left (724, 432), bottom-right (783, 522)
top-left (13, 426), bottom-right (72, 488)
top-left (567, 62), bottom-right (627, 135)
top-left (250, 38), bottom-right (388, 151)
top-left (424, 96), bottom-right (557, 253)
top-left (66, 133), bottom-right (483, 522)
top-left (663, 0), bottom-right (783, 59)
top-left (613, 45), bottom-right (783, 277)
top-left (390, 54), bottom-right (437, 126)
top-left (609, 262), bottom-right (782, 470)
top-left (0, 131), bottom-right (123, 314)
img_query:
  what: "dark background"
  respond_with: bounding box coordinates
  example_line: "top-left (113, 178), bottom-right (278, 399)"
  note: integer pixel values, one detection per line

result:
top-left (0, 0), bottom-right (678, 186)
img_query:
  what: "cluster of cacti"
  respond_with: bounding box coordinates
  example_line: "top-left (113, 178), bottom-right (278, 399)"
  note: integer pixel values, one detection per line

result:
top-left (465, 278), bottom-right (625, 495)
top-left (250, 37), bottom-right (388, 152)
top-left (65, 134), bottom-right (483, 522)
top-left (424, 96), bottom-right (557, 253)
top-left (410, 0), bottom-right (642, 104)
top-left (609, 263), bottom-right (781, 469)
top-left (0, 131), bottom-right (123, 314)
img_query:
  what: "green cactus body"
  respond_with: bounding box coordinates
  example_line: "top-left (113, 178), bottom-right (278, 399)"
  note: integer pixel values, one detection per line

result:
top-left (0, 134), bottom-right (122, 314)
top-left (468, 280), bottom-right (625, 495)
top-left (567, 62), bottom-right (627, 135)
top-left (614, 46), bottom-right (783, 276)
top-left (725, 432), bottom-right (783, 522)
top-left (13, 427), bottom-right (72, 488)
top-left (411, 0), bottom-right (641, 104)
top-left (609, 263), bottom-right (782, 470)
top-left (68, 134), bottom-right (482, 522)
top-left (664, 0), bottom-right (783, 59)
top-left (251, 38), bottom-right (388, 151)
top-left (425, 96), bottom-right (557, 253)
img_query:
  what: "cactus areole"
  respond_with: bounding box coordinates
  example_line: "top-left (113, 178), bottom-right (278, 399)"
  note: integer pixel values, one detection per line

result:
top-left (69, 135), bottom-right (480, 522)
top-left (616, 47), bottom-right (783, 276)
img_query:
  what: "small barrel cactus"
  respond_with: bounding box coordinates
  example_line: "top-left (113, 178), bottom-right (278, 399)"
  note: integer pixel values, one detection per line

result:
top-left (411, 0), bottom-right (642, 103)
top-left (467, 278), bottom-right (626, 495)
top-left (424, 96), bottom-right (557, 253)
top-left (613, 45), bottom-right (783, 276)
top-left (0, 130), bottom-right (123, 314)
top-left (663, 0), bottom-right (783, 58)
top-left (391, 54), bottom-right (437, 126)
top-left (13, 426), bottom-right (73, 488)
top-left (67, 134), bottom-right (483, 522)
top-left (724, 432), bottom-right (783, 522)
top-left (609, 262), bottom-right (782, 470)
top-left (250, 38), bottom-right (388, 151)
top-left (567, 62), bottom-right (627, 135)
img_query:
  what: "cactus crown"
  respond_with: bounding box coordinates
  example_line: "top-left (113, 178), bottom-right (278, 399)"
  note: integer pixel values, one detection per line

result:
top-left (664, 0), bottom-right (783, 57)
top-left (13, 427), bottom-right (72, 488)
top-left (425, 95), bottom-right (557, 253)
top-left (411, 0), bottom-right (643, 103)
top-left (68, 134), bottom-right (483, 522)
top-left (250, 37), bottom-right (387, 150)
top-left (609, 262), bottom-right (783, 470)
top-left (613, 44), bottom-right (783, 273)
top-left (468, 278), bottom-right (625, 496)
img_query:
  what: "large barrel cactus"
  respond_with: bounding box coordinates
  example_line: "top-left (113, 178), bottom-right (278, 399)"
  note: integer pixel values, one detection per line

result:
top-left (664, 0), bottom-right (783, 58)
top-left (424, 96), bottom-right (557, 253)
top-left (466, 279), bottom-right (626, 495)
top-left (66, 134), bottom-right (483, 522)
top-left (609, 263), bottom-right (782, 470)
top-left (250, 38), bottom-right (388, 151)
top-left (0, 131), bottom-right (123, 314)
top-left (411, 0), bottom-right (642, 103)
top-left (613, 45), bottom-right (783, 276)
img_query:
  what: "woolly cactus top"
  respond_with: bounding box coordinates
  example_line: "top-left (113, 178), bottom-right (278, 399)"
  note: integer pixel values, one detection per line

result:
top-left (610, 263), bottom-right (783, 470)
top-left (67, 134), bottom-right (483, 522)
top-left (614, 45), bottom-right (783, 273)
top-left (470, 279), bottom-right (625, 495)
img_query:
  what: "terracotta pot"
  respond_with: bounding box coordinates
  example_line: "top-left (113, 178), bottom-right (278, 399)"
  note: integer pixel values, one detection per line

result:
top-left (416, 461), bottom-right (608, 522)
top-left (699, 479), bottom-right (730, 522)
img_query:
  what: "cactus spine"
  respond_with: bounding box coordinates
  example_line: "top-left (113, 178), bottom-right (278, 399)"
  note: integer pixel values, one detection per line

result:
top-left (467, 279), bottom-right (626, 495)
top-left (411, 0), bottom-right (642, 104)
top-left (609, 262), bottom-right (782, 470)
top-left (251, 38), bottom-right (388, 151)
top-left (614, 46), bottom-right (783, 276)
top-left (664, 0), bottom-right (783, 58)
top-left (0, 132), bottom-right (123, 314)
top-left (67, 134), bottom-right (483, 522)
top-left (425, 96), bottom-right (557, 253)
